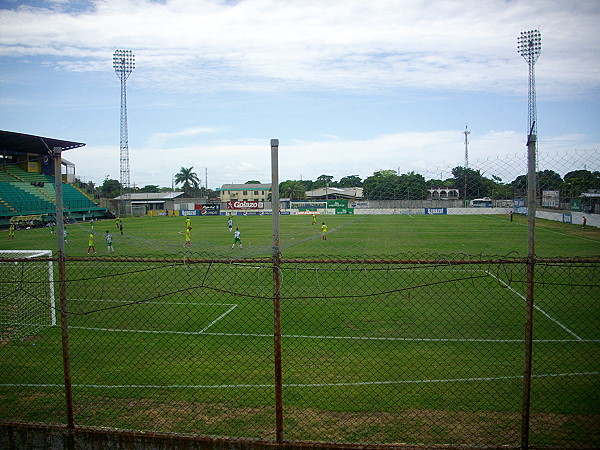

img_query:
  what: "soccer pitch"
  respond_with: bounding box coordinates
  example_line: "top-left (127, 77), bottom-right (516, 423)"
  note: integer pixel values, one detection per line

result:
top-left (1, 212), bottom-right (599, 258)
top-left (0, 214), bottom-right (599, 445)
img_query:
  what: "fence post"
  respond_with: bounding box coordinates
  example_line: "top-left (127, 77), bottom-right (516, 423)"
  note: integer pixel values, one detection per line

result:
top-left (521, 131), bottom-right (537, 449)
top-left (54, 147), bottom-right (75, 430)
top-left (271, 139), bottom-right (284, 444)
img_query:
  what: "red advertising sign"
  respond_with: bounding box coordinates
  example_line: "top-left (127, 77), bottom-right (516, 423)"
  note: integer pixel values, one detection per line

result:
top-left (227, 200), bottom-right (263, 210)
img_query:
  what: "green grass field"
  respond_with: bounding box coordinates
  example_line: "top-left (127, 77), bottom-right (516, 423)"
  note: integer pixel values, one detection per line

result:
top-left (1, 212), bottom-right (599, 258)
top-left (1, 214), bottom-right (599, 446)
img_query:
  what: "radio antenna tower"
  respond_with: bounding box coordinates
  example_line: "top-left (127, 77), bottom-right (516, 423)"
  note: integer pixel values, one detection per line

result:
top-left (463, 124), bottom-right (470, 168)
top-left (113, 49), bottom-right (135, 215)
top-left (517, 30), bottom-right (541, 139)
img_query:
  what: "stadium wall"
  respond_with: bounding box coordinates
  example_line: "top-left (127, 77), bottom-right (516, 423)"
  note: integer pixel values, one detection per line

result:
top-left (536, 210), bottom-right (598, 228)
top-left (0, 422), bottom-right (348, 450)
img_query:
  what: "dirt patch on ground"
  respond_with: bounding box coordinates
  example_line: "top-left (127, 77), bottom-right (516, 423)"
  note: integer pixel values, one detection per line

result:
top-left (65, 397), bottom-right (598, 447)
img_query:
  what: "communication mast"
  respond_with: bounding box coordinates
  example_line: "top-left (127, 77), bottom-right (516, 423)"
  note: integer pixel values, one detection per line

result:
top-left (463, 124), bottom-right (470, 169)
top-left (113, 49), bottom-right (135, 215)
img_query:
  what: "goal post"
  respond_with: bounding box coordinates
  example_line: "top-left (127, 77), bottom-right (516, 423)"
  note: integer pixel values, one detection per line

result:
top-left (0, 250), bottom-right (56, 340)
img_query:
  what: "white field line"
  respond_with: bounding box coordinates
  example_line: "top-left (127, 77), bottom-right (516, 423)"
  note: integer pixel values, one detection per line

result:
top-left (4, 372), bottom-right (598, 389)
top-left (63, 329), bottom-right (599, 343)
top-left (537, 226), bottom-right (600, 244)
top-left (67, 280), bottom-right (598, 343)
top-left (485, 213), bottom-right (600, 244)
top-left (69, 299), bottom-right (237, 335)
top-left (198, 305), bottom-right (238, 333)
top-left (485, 271), bottom-right (584, 341)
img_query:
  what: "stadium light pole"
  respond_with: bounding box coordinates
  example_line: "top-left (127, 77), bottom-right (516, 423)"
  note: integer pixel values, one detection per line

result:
top-left (113, 49), bottom-right (135, 216)
top-left (517, 29), bottom-right (541, 450)
top-left (517, 30), bottom-right (541, 139)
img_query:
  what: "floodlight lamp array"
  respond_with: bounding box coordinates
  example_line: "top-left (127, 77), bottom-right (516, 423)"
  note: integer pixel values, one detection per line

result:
top-left (517, 30), bottom-right (541, 62)
top-left (113, 49), bottom-right (135, 76)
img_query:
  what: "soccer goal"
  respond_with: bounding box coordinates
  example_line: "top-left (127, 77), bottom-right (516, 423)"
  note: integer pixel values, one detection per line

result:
top-left (0, 250), bottom-right (56, 341)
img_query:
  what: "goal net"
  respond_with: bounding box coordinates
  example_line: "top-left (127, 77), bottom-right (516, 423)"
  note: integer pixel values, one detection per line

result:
top-left (0, 250), bottom-right (56, 341)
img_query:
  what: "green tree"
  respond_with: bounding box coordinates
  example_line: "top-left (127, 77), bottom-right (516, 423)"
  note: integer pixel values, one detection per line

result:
top-left (138, 185), bottom-right (160, 193)
top-left (245, 180), bottom-right (261, 184)
top-left (279, 180), bottom-right (306, 200)
top-left (397, 172), bottom-right (427, 200)
top-left (451, 166), bottom-right (494, 199)
top-left (537, 170), bottom-right (563, 191)
top-left (300, 180), bottom-right (314, 191)
top-left (339, 175), bottom-right (362, 187)
top-left (174, 167), bottom-right (200, 195)
top-left (511, 170), bottom-right (564, 198)
top-left (363, 170), bottom-right (399, 200)
top-left (98, 177), bottom-right (121, 198)
top-left (561, 170), bottom-right (600, 199)
top-left (314, 174), bottom-right (335, 188)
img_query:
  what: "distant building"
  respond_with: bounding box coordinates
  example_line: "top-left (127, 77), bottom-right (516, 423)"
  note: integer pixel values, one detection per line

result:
top-left (113, 191), bottom-right (186, 212)
top-left (217, 184), bottom-right (271, 202)
top-left (305, 187), bottom-right (363, 200)
top-left (428, 188), bottom-right (459, 200)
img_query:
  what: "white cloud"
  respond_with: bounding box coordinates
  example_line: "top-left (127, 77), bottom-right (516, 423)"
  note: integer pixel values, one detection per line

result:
top-left (69, 128), bottom-right (599, 188)
top-left (1, 0), bottom-right (598, 98)
top-left (146, 126), bottom-right (223, 147)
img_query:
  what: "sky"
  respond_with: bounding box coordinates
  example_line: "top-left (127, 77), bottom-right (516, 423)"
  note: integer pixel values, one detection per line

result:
top-left (0, 0), bottom-right (599, 190)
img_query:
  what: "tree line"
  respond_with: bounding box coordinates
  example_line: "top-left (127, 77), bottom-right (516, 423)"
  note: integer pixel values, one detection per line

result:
top-left (83, 166), bottom-right (599, 202)
top-left (279, 167), bottom-right (599, 201)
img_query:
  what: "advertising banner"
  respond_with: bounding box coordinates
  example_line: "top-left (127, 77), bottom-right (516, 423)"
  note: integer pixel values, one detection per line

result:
top-left (227, 200), bottom-right (264, 210)
top-left (542, 190), bottom-right (560, 209)
top-left (327, 199), bottom-right (348, 208)
top-left (424, 208), bottom-right (447, 215)
top-left (197, 204), bottom-right (221, 216)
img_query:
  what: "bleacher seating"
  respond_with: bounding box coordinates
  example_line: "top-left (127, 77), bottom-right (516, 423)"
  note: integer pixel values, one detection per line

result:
top-left (0, 165), bottom-right (106, 219)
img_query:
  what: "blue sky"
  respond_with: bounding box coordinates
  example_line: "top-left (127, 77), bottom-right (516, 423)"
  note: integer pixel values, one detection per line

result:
top-left (1, 0), bottom-right (598, 190)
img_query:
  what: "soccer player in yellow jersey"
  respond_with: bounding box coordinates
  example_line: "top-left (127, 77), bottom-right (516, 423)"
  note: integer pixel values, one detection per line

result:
top-left (184, 227), bottom-right (191, 248)
top-left (87, 232), bottom-right (96, 254)
top-left (186, 217), bottom-right (191, 228)
top-left (321, 222), bottom-right (328, 240)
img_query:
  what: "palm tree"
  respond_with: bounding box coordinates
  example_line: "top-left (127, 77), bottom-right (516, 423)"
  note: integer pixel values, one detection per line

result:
top-left (280, 180), bottom-right (306, 200)
top-left (174, 167), bottom-right (200, 196)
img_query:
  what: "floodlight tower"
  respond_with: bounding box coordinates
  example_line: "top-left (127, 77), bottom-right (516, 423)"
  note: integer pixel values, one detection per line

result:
top-left (517, 29), bottom-right (541, 450)
top-left (113, 49), bottom-right (135, 215)
top-left (517, 30), bottom-right (541, 139)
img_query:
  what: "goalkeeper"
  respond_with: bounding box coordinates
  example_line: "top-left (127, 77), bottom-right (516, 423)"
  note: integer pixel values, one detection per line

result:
top-left (87, 232), bottom-right (96, 254)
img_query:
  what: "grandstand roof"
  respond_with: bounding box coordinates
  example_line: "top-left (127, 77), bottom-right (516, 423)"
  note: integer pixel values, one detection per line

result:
top-left (0, 130), bottom-right (85, 155)
top-left (114, 192), bottom-right (185, 201)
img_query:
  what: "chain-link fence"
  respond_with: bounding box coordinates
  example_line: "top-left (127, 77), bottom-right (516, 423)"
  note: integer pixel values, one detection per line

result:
top-left (1, 149), bottom-right (599, 447)
top-left (1, 254), bottom-right (598, 447)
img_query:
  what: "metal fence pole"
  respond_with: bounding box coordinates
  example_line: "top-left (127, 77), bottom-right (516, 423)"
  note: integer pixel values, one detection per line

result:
top-left (270, 139), bottom-right (284, 444)
top-left (54, 147), bottom-right (74, 429)
top-left (521, 131), bottom-right (537, 449)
